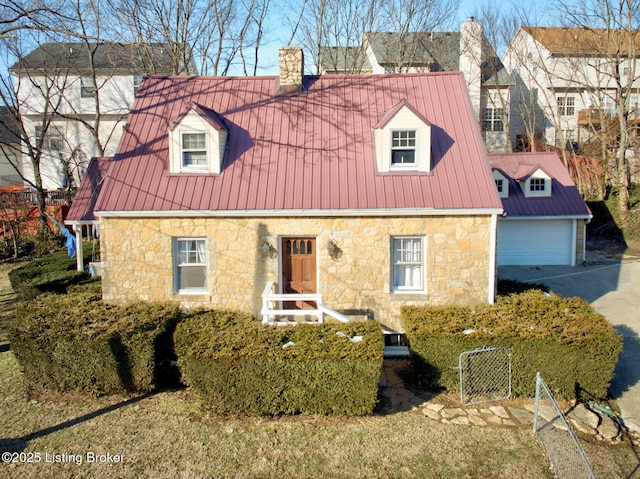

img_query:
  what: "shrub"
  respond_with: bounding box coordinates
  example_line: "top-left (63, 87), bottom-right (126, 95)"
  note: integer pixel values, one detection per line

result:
top-left (403, 290), bottom-right (622, 399)
top-left (175, 310), bottom-right (384, 415)
top-left (10, 282), bottom-right (180, 395)
top-left (8, 248), bottom-right (93, 301)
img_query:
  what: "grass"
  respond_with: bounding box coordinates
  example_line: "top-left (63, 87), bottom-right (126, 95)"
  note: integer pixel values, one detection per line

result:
top-left (1, 261), bottom-right (639, 478)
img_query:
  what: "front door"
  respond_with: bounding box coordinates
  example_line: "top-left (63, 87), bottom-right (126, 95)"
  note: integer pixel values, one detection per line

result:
top-left (281, 237), bottom-right (317, 309)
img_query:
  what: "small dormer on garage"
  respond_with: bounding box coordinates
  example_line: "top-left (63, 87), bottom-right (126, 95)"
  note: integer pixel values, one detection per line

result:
top-left (373, 99), bottom-right (431, 173)
top-left (168, 102), bottom-right (228, 174)
top-left (514, 164), bottom-right (552, 198)
top-left (492, 169), bottom-right (509, 198)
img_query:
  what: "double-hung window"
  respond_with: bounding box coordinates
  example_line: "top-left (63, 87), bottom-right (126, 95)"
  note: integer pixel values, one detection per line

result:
top-left (557, 96), bottom-right (575, 116)
top-left (133, 74), bottom-right (143, 96)
top-left (391, 130), bottom-right (416, 166)
top-left (174, 238), bottom-right (207, 293)
top-left (482, 108), bottom-right (504, 131)
top-left (35, 125), bottom-right (64, 151)
top-left (181, 132), bottom-right (208, 169)
top-left (81, 77), bottom-right (96, 98)
top-left (392, 236), bottom-right (425, 292)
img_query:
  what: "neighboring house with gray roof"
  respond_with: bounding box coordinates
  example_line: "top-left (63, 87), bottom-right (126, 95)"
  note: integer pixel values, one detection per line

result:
top-left (9, 42), bottom-right (191, 191)
top-left (320, 18), bottom-right (513, 153)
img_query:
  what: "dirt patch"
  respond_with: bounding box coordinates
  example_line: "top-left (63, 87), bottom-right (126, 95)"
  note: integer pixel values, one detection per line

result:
top-left (587, 238), bottom-right (640, 263)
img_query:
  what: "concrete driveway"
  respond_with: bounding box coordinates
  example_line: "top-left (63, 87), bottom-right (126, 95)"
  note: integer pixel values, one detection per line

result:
top-left (499, 249), bottom-right (640, 434)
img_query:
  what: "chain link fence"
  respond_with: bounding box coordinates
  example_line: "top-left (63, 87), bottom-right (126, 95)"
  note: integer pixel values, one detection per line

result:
top-left (533, 372), bottom-right (596, 479)
top-left (458, 346), bottom-right (511, 406)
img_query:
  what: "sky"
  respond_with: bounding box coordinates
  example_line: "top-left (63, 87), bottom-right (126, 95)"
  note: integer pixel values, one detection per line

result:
top-left (252, 0), bottom-right (516, 75)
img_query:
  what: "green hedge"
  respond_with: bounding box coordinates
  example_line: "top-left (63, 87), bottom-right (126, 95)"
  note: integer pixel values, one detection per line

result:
top-left (403, 291), bottom-right (622, 399)
top-left (175, 310), bottom-right (384, 415)
top-left (8, 248), bottom-right (93, 301)
top-left (10, 282), bottom-right (180, 395)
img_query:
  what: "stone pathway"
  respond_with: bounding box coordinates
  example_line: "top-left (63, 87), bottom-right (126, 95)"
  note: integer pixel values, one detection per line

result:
top-left (379, 360), bottom-right (638, 446)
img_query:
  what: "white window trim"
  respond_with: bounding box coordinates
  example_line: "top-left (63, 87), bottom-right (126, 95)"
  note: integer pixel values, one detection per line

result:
top-left (557, 96), bottom-right (575, 116)
top-left (390, 130), bottom-right (418, 169)
top-left (133, 74), bottom-right (143, 96)
top-left (173, 237), bottom-right (208, 294)
top-left (482, 107), bottom-right (504, 132)
top-left (529, 177), bottom-right (546, 192)
top-left (180, 131), bottom-right (209, 171)
top-left (391, 236), bottom-right (426, 293)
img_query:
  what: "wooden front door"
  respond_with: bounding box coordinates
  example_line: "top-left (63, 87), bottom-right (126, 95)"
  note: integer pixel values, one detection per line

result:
top-left (282, 237), bottom-right (317, 309)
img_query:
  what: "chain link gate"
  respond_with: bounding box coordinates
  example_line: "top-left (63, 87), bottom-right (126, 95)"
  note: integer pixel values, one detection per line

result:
top-left (458, 346), bottom-right (511, 406)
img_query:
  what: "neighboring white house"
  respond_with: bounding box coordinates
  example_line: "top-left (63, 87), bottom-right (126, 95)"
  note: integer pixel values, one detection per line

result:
top-left (321, 18), bottom-right (513, 152)
top-left (503, 26), bottom-right (640, 160)
top-left (9, 42), bottom-right (187, 191)
top-left (0, 106), bottom-right (22, 187)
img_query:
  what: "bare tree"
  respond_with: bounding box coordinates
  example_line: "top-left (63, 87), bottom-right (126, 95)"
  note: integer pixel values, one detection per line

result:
top-left (555, 0), bottom-right (640, 213)
top-left (108, 0), bottom-right (273, 75)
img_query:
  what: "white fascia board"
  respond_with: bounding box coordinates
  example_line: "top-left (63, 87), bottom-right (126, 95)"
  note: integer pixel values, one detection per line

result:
top-left (499, 214), bottom-right (591, 221)
top-left (64, 220), bottom-right (99, 226)
top-left (96, 207), bottom-right (504, 218)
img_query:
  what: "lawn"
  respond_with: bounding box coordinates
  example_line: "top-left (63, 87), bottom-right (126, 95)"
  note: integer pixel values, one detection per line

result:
top-left (0, 261), bottom-right (638, 479)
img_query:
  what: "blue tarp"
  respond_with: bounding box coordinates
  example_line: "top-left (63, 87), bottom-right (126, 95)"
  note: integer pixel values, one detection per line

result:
top-left (48, 214), bottom-right (76, 258)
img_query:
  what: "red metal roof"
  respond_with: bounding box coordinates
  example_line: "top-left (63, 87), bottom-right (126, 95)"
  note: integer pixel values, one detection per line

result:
top-left (489, 152), bottom-right (592, 218)
top-left (93, 73), bottom-right (502, 214)
top-left (66, 157), bottom-right (111, 222)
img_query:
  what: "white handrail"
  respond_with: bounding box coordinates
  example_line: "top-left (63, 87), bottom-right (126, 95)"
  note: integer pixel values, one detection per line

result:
top-left (261, 282), bottom-right (350, 325)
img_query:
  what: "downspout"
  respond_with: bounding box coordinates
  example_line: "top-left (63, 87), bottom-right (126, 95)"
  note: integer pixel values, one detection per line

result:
top-left (74, 226), bottom-right (84, 272)
top-left (488, 212), bottom-right (499, 304)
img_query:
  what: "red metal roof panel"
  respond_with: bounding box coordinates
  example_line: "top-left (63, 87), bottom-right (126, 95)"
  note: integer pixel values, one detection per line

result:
top-left (95, 73), bottom-right (502, 214)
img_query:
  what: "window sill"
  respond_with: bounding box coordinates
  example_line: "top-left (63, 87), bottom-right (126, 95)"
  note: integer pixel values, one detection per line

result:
top-left (173, 292), bottom-right (211, 301)
top-left (391, 290), bottom-right (427, 297)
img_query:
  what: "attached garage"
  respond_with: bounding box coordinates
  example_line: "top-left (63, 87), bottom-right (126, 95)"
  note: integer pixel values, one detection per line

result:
top-left (498, 218), bottom-right (576, 266)
top-left (489, 152), bottom-right (592, 268)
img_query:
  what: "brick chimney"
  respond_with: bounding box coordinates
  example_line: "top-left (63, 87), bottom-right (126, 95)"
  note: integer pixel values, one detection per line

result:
top-left (278, 47), bottom-right (304, 94)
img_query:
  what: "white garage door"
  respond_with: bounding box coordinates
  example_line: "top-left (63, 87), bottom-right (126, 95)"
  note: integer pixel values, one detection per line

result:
top-left (498, 219), bottom-right (574, 266)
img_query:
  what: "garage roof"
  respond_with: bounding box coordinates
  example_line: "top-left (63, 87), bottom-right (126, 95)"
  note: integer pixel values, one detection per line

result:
top-left (489, 152), bottom-right (592, 218)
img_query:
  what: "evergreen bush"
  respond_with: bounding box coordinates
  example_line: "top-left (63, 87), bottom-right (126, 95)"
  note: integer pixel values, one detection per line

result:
top-left (10, 282), bottom-right (180, 395)
top-left (175, 310), bottom-right (383, 415)
top-left (403, 290), bottom-right (622, 399)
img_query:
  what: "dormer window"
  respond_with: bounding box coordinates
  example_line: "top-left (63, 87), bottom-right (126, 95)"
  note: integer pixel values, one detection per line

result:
top-left (529, 177), bottom-right (546, 192)
top-left (373, 100), bottom-right (431, 173)
top-left (522, 167), bottom-right (552, 198)
top-left (492, 169), bottom-right (509, 198)
top-left (181, 132), bottom-right (208, 169)
top-left (391, 131), bottom-right (416, 166)
top-left (169, 103), bottom-right (228, 174)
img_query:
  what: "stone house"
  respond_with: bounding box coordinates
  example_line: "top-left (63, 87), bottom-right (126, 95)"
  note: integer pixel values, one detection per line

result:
top-left (66, 47), bottom-right (503, 334)
top-left (9, 42), bottom-right (188, 191)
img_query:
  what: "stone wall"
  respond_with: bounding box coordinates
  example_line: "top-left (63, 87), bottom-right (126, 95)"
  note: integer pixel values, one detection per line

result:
top-left (100, 215), bottom-right (494, 331)
top-left (278, 47), bottom-right (304, 94)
